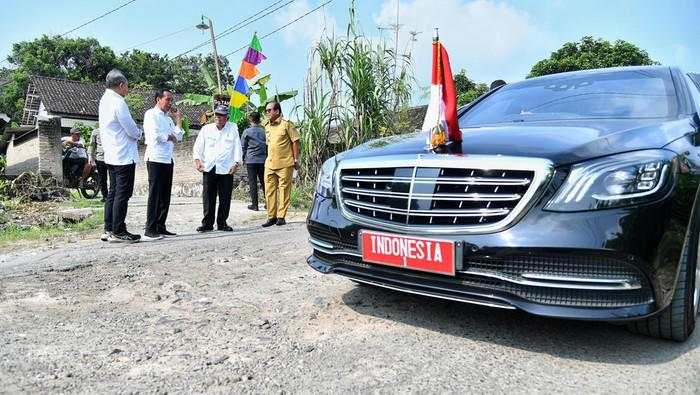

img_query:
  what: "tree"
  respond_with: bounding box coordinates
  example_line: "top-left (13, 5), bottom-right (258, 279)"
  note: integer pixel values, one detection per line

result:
top-left (117, 51), bottom-right (234, 94)
top-left (118, 50), bottom-right (174, 89)
top-left (453, 69), bottom-right (488, 106)
top-left (0, 35), bottom-right (119, 121)
top-left (0, 34), bottom-right (238, 123)
top-left (528, 36), bottom-right (657, 78)
top-left (170, 54), bottom-right (232, 94)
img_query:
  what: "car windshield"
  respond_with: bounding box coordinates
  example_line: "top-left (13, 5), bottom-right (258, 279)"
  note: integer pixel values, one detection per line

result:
top-left (459, 69), bottom-right (678, 127)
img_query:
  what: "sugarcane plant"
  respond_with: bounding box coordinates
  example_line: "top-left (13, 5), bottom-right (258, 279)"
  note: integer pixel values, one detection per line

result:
top-left (298, 0), bottom-right (414, 185)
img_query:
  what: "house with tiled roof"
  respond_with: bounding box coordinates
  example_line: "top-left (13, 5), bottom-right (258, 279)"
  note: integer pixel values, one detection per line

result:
top-left (5, 75), bottom-right (231, 197)
top-left (20, 75), bottom-right (208, 128)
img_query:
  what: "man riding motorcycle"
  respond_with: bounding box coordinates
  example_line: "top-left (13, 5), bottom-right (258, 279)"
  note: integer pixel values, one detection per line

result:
top-left (62, 128), bottom-right (88, 181)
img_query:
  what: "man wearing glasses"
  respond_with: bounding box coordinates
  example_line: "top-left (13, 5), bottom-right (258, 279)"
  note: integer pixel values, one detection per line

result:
top-left (261, 101), bottom-right (300, 227)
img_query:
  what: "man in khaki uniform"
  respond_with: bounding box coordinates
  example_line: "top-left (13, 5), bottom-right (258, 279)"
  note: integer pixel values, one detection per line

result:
top-left (261, 101), bottom-right (300, 227)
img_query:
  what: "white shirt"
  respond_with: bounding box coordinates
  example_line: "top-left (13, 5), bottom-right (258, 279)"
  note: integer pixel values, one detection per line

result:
top-left (143, 107), bottom-right (184, 164)
top-left (98, 89), bottom-right (142, 165)
top-left (193, 122), bottom-right (242, 175)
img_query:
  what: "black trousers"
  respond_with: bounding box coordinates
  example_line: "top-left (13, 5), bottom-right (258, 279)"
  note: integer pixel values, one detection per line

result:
top-left (96, 160), bottom-right (109, 199)
top-left (202, 167), bottom-right (234, 228)
top-left (246, 163), bottom-right (265, 207)
top-left (104, 163), bottom-right (135, 234)
top-left (145, 161), bottom-right (174, 234)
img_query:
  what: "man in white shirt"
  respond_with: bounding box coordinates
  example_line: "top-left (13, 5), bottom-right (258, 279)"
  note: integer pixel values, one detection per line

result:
top-left (98, 69), bottom-right (143, 243)
top-left (193, 105), bottom-right (242, 232)
top-left (142, 89), bottom-right (184, 240)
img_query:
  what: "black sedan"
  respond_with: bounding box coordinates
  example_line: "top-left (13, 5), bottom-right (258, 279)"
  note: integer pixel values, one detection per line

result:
top-left (307, 66), bottom-right (700, 341)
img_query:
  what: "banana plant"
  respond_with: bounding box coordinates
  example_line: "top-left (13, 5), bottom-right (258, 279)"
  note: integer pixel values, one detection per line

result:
top-left (176, 64), bottom-right (298, 127)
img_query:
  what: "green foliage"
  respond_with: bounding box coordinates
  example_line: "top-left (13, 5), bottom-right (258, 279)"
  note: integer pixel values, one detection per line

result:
top-left (454, 70), bottom-right (488, 106)
top-left (1, 35), bottom-right (118, 121)
top-left (299, 89), bottom-right (334, 185)
top-left (7, 35), bottom-right (118, 81)
top-left (124, 90), bottom-right (148, 120)
top-left (0, 179), bottom-right (9, 199)
top-left (177, 65), bottom-right (297, 127)
top-left (71, 121), bottom-right (94, 146)
top-left (199, 63), bottom-right (217, 93)
top-left (171, 54), bottom-right (232, 93)
top-left (0, 69), bottom-right (30, 122)
top-left (177, 93), bottom-right (211, 106)
top-left (300, 2), bottom-right (415, 185)
top-left (181, 115), bottom-right (190, 139)
top-left (236, 117), bottom-right (250, 134)
top-left (119, 50), bottom-right (171, 89)
top-left (0, 155), bottom-right (6, 175)
top-left (0, 209), bottom-right (104, 246)
top-left (290, 183), bottom-right (314, 210)
top-left (0, 35), bottom-right (233, 123)
top-left (528, 36), bottom-right (658, 78)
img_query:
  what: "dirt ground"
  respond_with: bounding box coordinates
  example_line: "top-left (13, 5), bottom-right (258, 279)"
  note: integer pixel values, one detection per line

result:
top-left (0, 197), bottom-right (698, 393)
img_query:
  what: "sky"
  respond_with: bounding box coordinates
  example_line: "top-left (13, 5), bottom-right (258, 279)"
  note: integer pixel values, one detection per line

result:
top-left (1, 0), bottom-right (699, 109)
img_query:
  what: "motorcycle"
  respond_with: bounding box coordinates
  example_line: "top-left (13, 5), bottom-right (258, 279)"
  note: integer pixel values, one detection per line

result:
top-left (62, 147), bottom-right (100, 199)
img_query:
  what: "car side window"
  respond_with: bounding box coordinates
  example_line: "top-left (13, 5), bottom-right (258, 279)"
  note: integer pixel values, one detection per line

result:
top-left (686, 74), bottom-right (700, 113)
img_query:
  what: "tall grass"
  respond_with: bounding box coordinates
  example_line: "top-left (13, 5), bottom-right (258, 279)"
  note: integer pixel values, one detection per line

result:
top-left (298, 0), bottom-right (415, 185)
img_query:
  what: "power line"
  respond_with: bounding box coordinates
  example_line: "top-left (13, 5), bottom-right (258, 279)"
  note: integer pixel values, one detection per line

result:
top-left (124, 0), bottom-right (287, 54)
top-left (174, 0), bottom-right (295, 59)
top-left (223, 0), bottom-right (333, 59)
top-left (58, 0), bottom-right (138, 38)
top-left (122, 26), bottom-right (195, 51)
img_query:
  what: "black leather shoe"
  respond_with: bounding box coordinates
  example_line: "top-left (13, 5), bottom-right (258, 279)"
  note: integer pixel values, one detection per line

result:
top-left (275, 218), bottom-right (286, 226)
top-left (262, 218), bottom-right (277, 227)
top-left (196, 226), bottom-right (213, 233)
top-left (247, 204), bottom-right (259, 211)
top-left (217, 225), bottom-right (233, 231)
top-left (160, 229), bottom-right (177, 237)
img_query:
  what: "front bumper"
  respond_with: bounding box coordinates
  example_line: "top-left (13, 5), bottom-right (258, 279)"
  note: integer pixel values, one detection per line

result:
top-left (306, 188), bottom-right (689, 321)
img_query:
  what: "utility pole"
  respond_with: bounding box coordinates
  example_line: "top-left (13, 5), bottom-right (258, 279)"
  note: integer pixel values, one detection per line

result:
top-left (197, 16), bottom-right (223, 94)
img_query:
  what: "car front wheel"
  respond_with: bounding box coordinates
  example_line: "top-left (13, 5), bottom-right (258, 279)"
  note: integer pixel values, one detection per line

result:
top-left (628, 229), bottom-right (698, 341)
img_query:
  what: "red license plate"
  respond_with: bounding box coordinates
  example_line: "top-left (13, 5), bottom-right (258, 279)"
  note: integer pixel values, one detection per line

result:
top-left (360, 230), bottom-right (455, 276)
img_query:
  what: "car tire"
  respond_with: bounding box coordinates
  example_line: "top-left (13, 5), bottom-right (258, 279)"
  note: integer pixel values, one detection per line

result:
top-left (627, 230), bottom-right (698, 342)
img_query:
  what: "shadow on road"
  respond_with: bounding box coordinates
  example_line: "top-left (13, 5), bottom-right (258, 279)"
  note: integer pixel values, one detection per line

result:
top-left (341, 284), bottom-right (699, 365)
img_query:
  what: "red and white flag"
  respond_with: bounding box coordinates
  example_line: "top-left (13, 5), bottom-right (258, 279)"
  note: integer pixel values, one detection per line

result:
top-left (421, 37), bottom-right (461, 146)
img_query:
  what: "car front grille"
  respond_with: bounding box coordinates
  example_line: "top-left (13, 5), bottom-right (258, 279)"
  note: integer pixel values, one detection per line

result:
top-left (312, 250), bottom-right (653, 308)
top-left (336, 155), bottom-right (551, 233)
top-left (339, 167), bottom-right (534, 227)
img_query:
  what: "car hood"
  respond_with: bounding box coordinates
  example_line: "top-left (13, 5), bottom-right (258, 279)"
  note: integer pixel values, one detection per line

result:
top-left (338, 118), bottom-right (692, 166)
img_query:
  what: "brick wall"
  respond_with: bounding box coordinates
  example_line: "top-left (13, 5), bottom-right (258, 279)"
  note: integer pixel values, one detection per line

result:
top-left (133, 134), bottom-right (248, 197)
top-left (37, 117), bottom-right (63, 179)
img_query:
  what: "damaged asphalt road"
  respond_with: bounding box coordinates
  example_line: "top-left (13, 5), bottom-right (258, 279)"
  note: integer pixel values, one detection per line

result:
top-left (0, 219), bottom-right (699, 393)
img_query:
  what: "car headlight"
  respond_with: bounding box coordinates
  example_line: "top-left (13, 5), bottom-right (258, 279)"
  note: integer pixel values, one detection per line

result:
top-left (545, 150), bottom-right (675, 212)
top-left (315, 156), bottom-right (337, 198)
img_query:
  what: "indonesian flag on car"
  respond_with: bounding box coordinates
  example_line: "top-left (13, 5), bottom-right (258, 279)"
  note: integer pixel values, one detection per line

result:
top-left (421, 35), bottom-right (461, 147)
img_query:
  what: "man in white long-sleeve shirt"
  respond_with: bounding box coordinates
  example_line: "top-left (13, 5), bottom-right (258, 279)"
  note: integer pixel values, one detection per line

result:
top-left (98, 69), bottom-right (143, 243)
top-left (193, 105), bottom-right (242, 232)
top-left (142, 89), bottom-right (184, 240)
